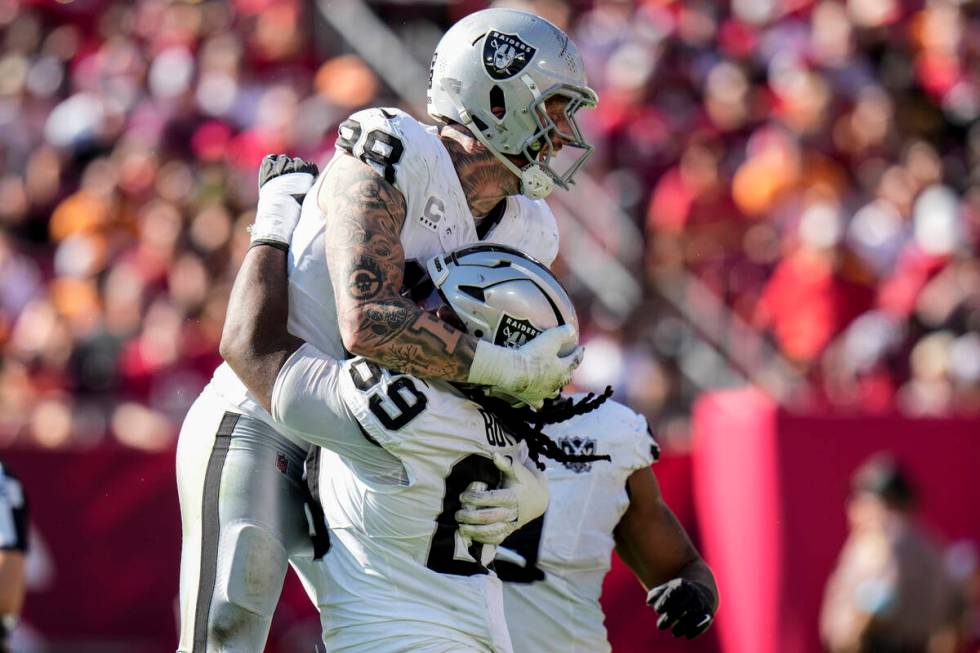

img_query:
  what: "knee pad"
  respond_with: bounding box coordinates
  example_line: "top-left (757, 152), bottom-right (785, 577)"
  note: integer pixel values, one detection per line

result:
top-left (209, 522), bottom-right (288, 644)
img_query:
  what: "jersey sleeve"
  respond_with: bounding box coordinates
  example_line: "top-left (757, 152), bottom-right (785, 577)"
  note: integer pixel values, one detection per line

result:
top-left (334, 107), bottom-right (430, 201)
top-left (630, 413), bottom-right (660, 471)
top-left (271, 343), bottom-right (371, 450)
top-left (485, 196), bottom-right (560, 267)
top-left (603, 400), bottom-right (658, 473)
top-left (339, 360), bottom-right (436, 450)
top-left (0, 463), bottom-right (28, 552)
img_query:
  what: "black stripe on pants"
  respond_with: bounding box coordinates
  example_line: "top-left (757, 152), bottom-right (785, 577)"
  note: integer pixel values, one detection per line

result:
top-left (192, 412), bottom-right (239, 652)
top-left (303, 447), bottom-right (331, 560)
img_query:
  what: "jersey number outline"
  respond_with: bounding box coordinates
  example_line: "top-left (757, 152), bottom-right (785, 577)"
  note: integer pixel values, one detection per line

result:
top-left (336, 118), bottom-right (404, 184)
top-left (348, 358), bottom-right (427, 430)
top-left (426, 454), bottom-right (502, 577)
top-left (494, 515), bottom-right (546, 583)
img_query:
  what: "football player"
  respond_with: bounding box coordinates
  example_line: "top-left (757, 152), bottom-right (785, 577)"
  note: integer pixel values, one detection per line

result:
top-left (222, 220), bottom-right (611, 651)
top-left (176, 8), bottom-right (600, 652)
top-left (491, 401), bottom-right (719, 652)
top-left (0, 460), bottom-right (28, 653)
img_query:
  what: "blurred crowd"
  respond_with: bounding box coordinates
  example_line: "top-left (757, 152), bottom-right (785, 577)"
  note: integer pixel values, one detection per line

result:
top-left (563, 0), bottom-right (980, 437)
top-left (0, 0), bottom-right (978, 451)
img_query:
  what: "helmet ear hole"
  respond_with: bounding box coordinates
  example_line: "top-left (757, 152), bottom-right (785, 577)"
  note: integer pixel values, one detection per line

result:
top-left (489, 85), bottom-right (506, 119)
top-left (471, 114), bottom-right (490, 136)
top-left (460, 285), bottom-right (486, 301)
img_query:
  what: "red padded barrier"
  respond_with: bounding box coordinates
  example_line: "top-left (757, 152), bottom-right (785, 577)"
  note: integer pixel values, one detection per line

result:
top-left (693, 389), bottom-right (980, 653)
top-left (2, 446), bottom-right (712, 651)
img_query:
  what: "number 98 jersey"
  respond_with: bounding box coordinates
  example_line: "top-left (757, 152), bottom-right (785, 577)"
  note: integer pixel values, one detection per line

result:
top-left (311, 357), bottom-right (526, 653)
top-left (209, 107), bottom-right (559, 448)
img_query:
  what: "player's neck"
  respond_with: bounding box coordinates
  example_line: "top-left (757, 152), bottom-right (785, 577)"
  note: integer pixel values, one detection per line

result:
top-left (440, 125), bottom-right (520, 218)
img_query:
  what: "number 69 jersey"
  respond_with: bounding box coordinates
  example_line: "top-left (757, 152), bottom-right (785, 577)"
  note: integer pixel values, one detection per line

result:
top-left (310, 357), bottom-right (525, 653)
top-left (495, 398), bottom-right (659, 653)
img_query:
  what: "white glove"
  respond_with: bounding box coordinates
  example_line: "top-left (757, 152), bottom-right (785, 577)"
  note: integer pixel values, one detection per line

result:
top-left (467, 325), bottom-right (584, 409)
top-left (456, 453), bottom-right (548, 546)
top-left (249, 154), bottom-right (318, 246)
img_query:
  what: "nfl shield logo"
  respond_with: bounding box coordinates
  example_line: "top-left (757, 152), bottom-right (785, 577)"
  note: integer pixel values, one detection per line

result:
top-left (275, 453), bottom-right (288, 475)
top-left (483, 31), bottom-right (537, 80)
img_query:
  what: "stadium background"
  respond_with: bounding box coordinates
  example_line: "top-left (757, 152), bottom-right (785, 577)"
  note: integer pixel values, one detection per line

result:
top-left (1, 0), bottom-right (978, 651)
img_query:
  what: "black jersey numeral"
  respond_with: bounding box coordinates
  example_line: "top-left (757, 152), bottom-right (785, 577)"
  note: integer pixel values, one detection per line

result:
top-left (362, 129), bottom-right (404, 184)
top-left (494, 516), bottom-right (546, 583)
top-left (425, 454), bottom-right (503, 576)
top-left (335, 119), bottom-right (404, 184)
top-left (348, 358), bottom-right (427, 430)
top-left (336, 119), bottom-right (363, 153)
top-left (369, 377), bottom-right (427, 430)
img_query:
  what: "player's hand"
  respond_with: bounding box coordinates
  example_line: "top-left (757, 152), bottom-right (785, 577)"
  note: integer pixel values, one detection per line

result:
top-left (646, 578), bottom-right (716, 639)
top-left (469, 325), bottom-right (583, 409)
top-left (456, 453), bottom-right (548, 546)
top-left (249, 154), bottom-right (319, 247)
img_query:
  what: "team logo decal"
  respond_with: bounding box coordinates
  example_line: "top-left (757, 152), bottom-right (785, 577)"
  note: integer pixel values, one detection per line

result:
top-left (558, 436), bottom-right (597, 474)
top-left (483, 31), bottom-right (536, 80)
top-left (494, 314), bottom-right (542, 348)
top-left (275, 453), bottom-right (288, 475)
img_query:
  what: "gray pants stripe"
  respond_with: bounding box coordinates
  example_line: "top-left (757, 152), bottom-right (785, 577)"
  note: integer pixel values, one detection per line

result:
top-left (192, 412), bottom-right (239, 651)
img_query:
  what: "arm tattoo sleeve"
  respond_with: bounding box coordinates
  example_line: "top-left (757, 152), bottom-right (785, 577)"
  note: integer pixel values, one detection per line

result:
top-left (321, 156), bottom-right (478, 381)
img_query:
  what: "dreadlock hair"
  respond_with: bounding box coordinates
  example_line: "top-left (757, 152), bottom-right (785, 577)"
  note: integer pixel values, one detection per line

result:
top-left (463, 386), bottom-right (615, 471)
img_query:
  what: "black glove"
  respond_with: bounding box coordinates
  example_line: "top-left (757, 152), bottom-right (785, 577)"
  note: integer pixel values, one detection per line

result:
top-left (646, 578), bottom-right (715, 639)
top-left (250, 154), bottom-right (319, 249)
top-left (258, 153), bottom-right (319, 190)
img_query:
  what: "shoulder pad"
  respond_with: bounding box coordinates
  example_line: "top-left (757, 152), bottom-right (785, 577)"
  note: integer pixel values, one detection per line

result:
top-left (579, 396), bottom-right (658, 470)
top-left (485, 196), bottom-right (559, 267)
top-left (335, 108), bottom-right (433, 198)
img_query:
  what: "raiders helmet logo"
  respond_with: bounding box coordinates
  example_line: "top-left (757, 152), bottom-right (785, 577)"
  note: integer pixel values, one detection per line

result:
top-left (483, 30), bottom-right (537, 80)
top-left (558, 436), bottom-right (597, 474)
top-left (494, 314), bottom-right (542, 349)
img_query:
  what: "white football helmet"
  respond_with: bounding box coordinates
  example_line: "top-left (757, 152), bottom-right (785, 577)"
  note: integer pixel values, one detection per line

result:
top-left (427, 8), bottom-right (598, 200)
top-left (425, 244), bottom-right (578, 354)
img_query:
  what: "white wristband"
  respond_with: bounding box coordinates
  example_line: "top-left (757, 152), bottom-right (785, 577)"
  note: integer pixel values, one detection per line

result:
top-left (249, 172), bottom-right (314, 245)
top-left (467, 339), bottom-right (526, 390)
top-left (249, 192), bottom-right (301, 245)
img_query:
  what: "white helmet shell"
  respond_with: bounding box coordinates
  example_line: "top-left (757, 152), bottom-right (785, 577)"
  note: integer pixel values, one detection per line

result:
top-left (425, 244), bottom-right (578, 354)
top-left (427, 8), bottom-right (598, 199)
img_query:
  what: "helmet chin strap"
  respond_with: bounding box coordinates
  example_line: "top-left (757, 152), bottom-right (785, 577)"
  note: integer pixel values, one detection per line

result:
top-left (462, 114), bottom-right (554, 200)
top-left (444, 87), bottom-right (555, 201)
top-left (518, 165), bottom-right (554, 201)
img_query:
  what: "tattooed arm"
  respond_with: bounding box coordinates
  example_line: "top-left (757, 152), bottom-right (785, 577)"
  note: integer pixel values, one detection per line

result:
top-left (322, 154), bottom-right (480, 381)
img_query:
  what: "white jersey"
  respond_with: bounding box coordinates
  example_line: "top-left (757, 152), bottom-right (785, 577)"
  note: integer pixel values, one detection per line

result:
top-left (497, 398), bottom-right (658, 653)
top-left (209, 107), bottom-right (559, 448)
top-left (305, 356), bottom-right (527, 652)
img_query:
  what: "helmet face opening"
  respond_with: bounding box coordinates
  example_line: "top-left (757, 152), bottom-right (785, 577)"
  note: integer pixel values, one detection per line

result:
top-left (523, 85), bottom-right (597, 189)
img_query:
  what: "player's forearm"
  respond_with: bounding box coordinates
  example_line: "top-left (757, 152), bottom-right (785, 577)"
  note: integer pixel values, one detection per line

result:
top-left (339, 296), bottom-right (478, 382)
top-left (615, 468), bottom-right (718, 609)
top-left (618, 506), bottom-right (716, 602)
top-left (323, 154), bottom-right (481, 382)
top-left (618, 523), bottom-right (719, 613)
top-left (220, 245), bottom-right (303, 411)
top-left (0, 552), bottom-right (25, 615)
top-left (674, 558), bottom-right (718, 610)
